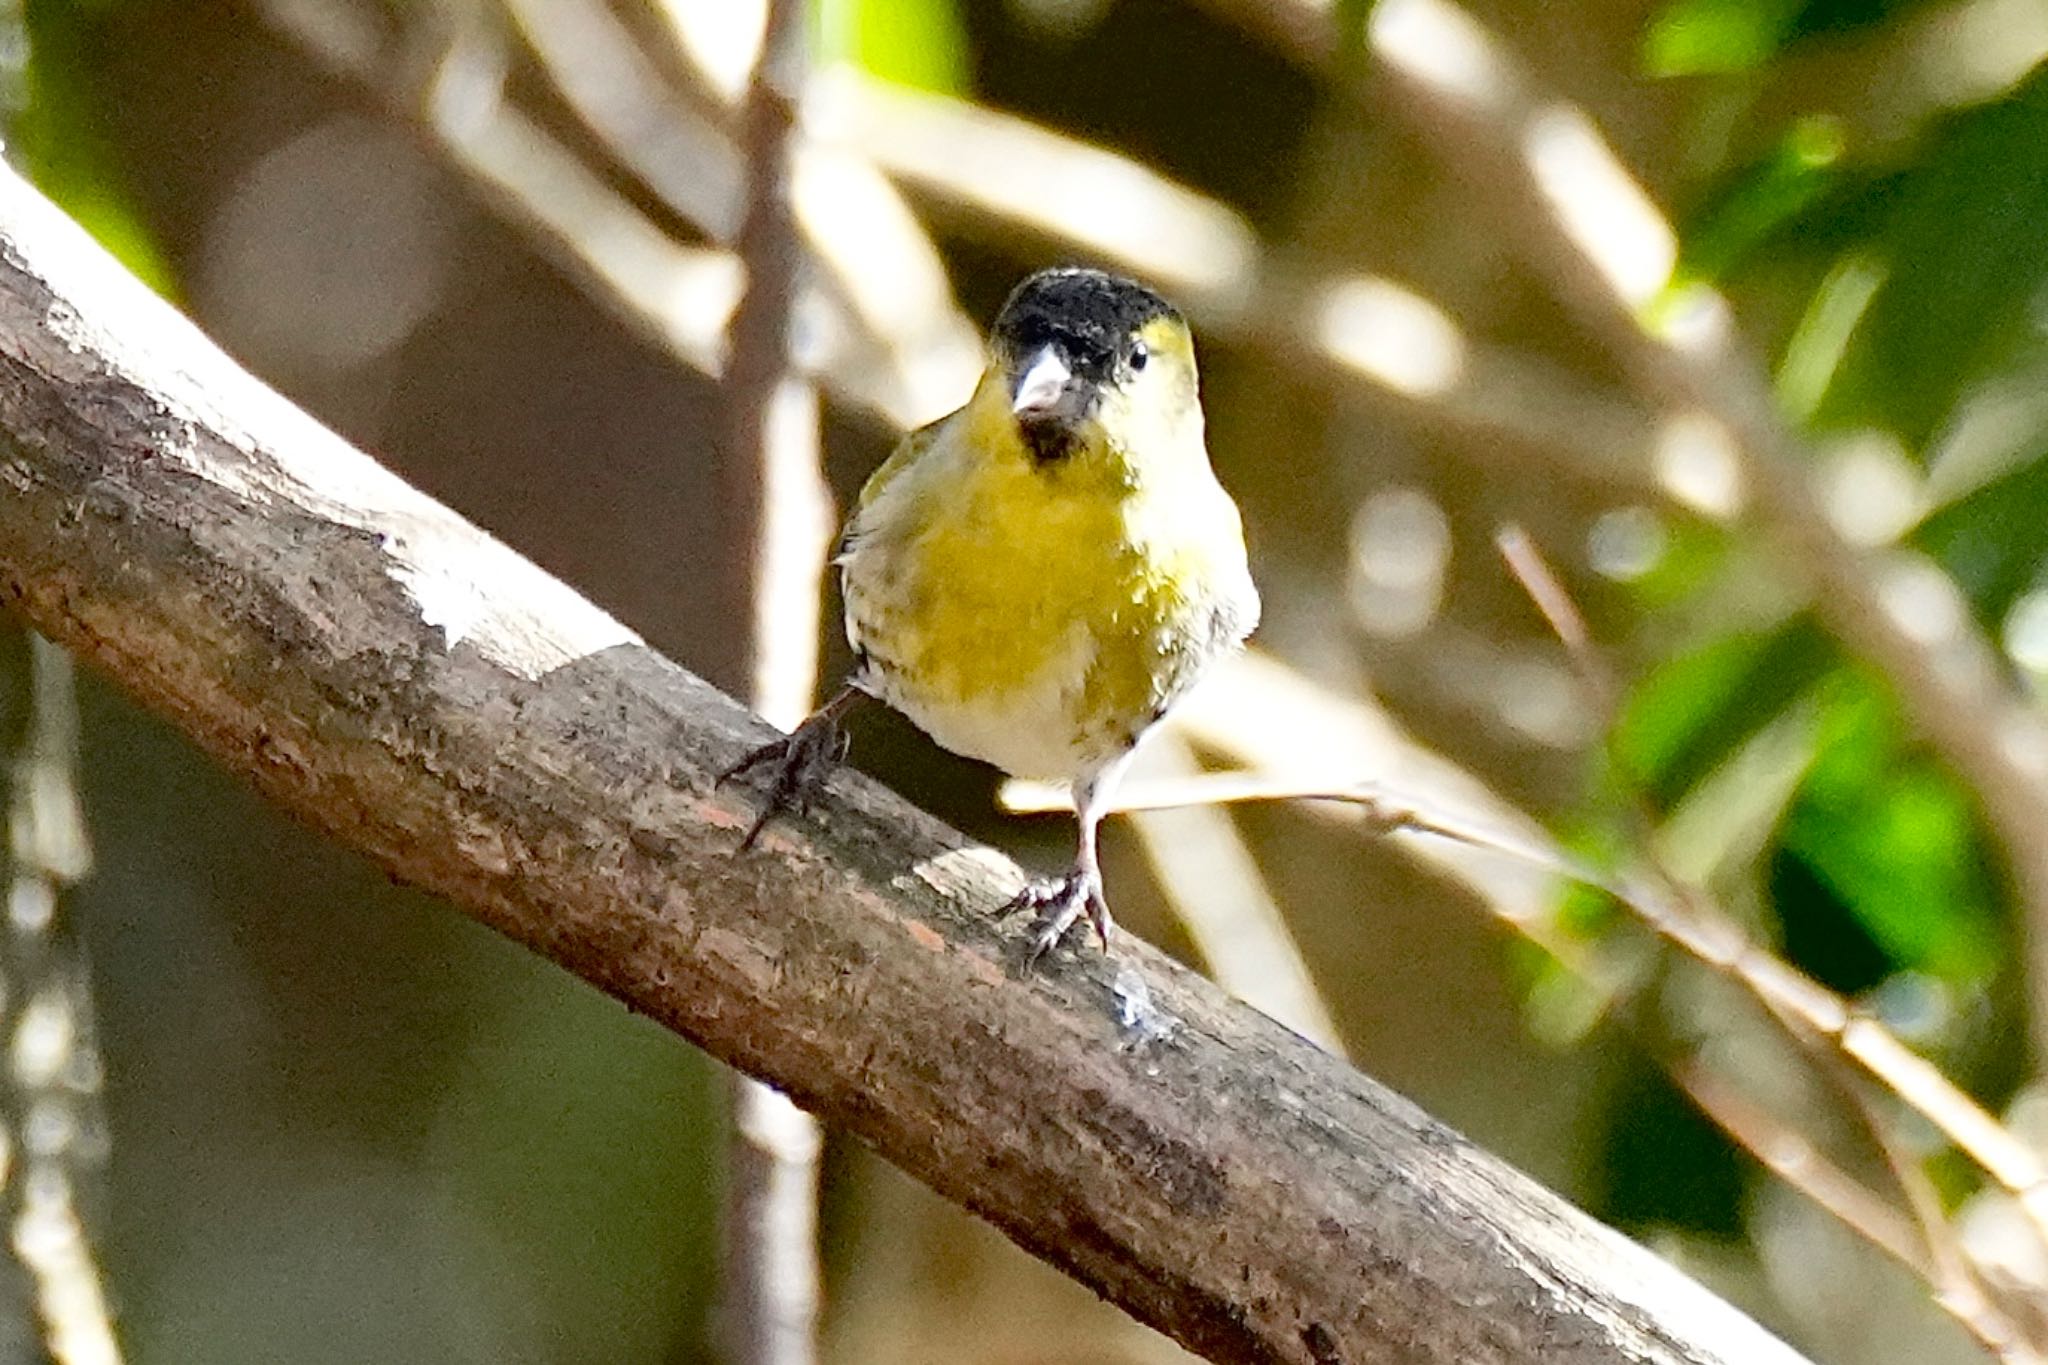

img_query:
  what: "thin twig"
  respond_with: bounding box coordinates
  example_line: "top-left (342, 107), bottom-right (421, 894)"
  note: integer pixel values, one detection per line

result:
top-left (1197, 0), bottom-right (2048, 1067)
top-left (1029, 721), bottom-right (2042, 1361)
top-left (1019, 623), bottom-right (2048, 1273)
top-left (1674, 1057), bottom-right (1928, 1277)
top-left (0, 19), bottom-right (119, 1353)
top-left (264, 1), bottom-right (737, 375)
top-left (1677, 1060), bottom-right (2040, 1364)
top-left (1018, 715), bottom-right (2045, 1355)
top-left (1005, 769), bottom-right (1582, 881)
top-left (255, 0), bottom-right (971, 425)
top-left (269, 0), bottom-right (1684, 499)
top-left (1496, 525), bottom-right (2041, 1356)
top-left (1840, 1073), bottom-right (2029, 1361)
top-left (500, 0), bottom-right (745, 237)
top-left (1022, 747), bottom-right (2048, 1356)
top-left (1495, 525), bottom-right (1613, 713)
top-left (718, 0), bottom-right (805, 663)
top-left (1012, 649), bottom-right (1647, 1000)
top-left (719, 2), bottom-right (824, 1362)
top-left (1118, 732), bottom-right (1346, 1052)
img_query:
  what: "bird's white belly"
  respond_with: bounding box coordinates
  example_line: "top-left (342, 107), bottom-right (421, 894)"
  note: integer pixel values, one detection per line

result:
top-left (866, 620), bottom-right (1103, 782)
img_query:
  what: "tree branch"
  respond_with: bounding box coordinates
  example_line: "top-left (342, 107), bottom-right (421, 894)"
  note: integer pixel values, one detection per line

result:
top-left (0, 160), bottom-right (1812, 1365)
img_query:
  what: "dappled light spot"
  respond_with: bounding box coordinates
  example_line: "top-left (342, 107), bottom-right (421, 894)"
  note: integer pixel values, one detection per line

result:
top-left (1958, 1182), bottom-right (2048, 1311)
top-left (1011, 0), bottom-right (1116, 41)
top-left (1586, 506), bottom-right (1666, 582)
top-left (908, 845), bottom-right (1020, 903)
top-left (1347, 486), bottom-right (1450, 639)
top-left (1878, 554), bottom-right (1970, 652)
top-left (1368, 0), bottom-right (1511, 111)
top-left (1521, 103), bottom-right (1677, 309)
top-left (1314, 276), bottom-right (1467, 399)
top-left (1648, 282), bottom-right (1734, 357)
top-left (1653, 412), bottom-right (1745, 517)
top-left (387, 552), bottom-right (493, 655)
top-left (1922, 0), bottom-right (2048, 113)
top-left (1818, 431), bottom-right (1921, 547)
top-left (198, 116), bottom-right (450, 376)
top-left (14, 1165), bottom-right (117, 1365)
top-left (2000, 718), bottom-right (2048, 779)
top-left (11, 989), bottom-right (73, 1091)
top-left (2006, 590), bottom-right (2048, 675)
top-left (653, 0), bottom-right (765, 105)
top-left (10, 873), bottom-right (53, 935)
top-left (1493, 655), bottom-right (1587, 749)
top-left (1867, 971), bottom-right (1953, 1047)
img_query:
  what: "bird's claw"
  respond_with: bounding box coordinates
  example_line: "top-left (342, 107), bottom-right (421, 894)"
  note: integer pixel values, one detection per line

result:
top-left (1004, 867), bottom-right (1113, 961)
top-left (719, 714), bottom-right (848, 851)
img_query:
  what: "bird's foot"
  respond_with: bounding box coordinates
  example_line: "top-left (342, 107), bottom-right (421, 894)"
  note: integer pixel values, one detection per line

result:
top-left (718, 709), bottom-right (850, 851)
top-left (1004, 865), bottom-right (1113, 961)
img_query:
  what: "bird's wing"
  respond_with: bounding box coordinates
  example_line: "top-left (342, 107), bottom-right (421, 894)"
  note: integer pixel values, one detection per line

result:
top-left (834, 413), bottom-right (947, 563)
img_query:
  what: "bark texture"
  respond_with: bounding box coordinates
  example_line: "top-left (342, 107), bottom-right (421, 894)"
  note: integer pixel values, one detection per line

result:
top-left (0, 163), bottom-right (1811, 1365)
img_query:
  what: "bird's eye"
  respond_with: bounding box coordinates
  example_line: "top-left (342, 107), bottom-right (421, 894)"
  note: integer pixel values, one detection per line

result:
top-left (1128, 342), bottom-right (1149, 373)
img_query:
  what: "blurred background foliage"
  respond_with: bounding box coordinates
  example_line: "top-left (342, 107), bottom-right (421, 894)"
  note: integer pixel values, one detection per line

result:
top-left (7, 0), bottom-right (2048, 1361)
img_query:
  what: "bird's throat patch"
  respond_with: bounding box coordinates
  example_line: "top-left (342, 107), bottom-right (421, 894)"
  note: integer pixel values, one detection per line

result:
top-left (1019, 419), bottom-right (1080, 464)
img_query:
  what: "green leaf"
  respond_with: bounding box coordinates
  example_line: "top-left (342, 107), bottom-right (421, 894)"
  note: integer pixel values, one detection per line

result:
top-left (1816, 67), bottom-right (2048, 450)
top-left (1646, 0), bottom-right (1944, 74)
top-left (1777, 675), bottom-right (2002, 983)
top-left (17, 0), bottom-right (172, 293)
top-left (1595, 1059), bottom-right (1747, 1238)
top-left (814, 0), bottom-right (967, 93)
top-left (1613, 620), bottom-right (1832, 808)
top-left (1775, 252), bottom-right (1884, 421)
top-left (1334, 0), bottom-right (1379, 69)
top-left (1679, 116), bottom-right (1846, 285)
top-left (1916, 446), bottom-right (2048, 628)
top-left (1657, 695), bottom-right (1819, 887)
top-left (1786, 0), bottom-right (1941, 42)
top-left (1644, 0), bottom-right (1802, 75)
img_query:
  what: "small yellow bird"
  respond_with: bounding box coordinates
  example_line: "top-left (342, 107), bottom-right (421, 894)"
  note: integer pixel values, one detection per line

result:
top-left (727, 267), bottom-right (1259, 957)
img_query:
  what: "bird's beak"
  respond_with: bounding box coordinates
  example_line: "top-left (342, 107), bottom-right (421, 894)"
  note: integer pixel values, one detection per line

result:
top-left (1011, 345), bottom-right (1077, 421)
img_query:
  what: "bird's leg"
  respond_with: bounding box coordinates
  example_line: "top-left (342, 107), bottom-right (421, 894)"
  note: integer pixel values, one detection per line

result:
top-left (720, 684), bottom-right (864, 851)
top-left (1006, 760), bottom-right (1123, 960)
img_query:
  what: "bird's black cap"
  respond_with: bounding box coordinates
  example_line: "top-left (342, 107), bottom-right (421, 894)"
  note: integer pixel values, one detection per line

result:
top-left (991, 268), bottom-right (1180, 380)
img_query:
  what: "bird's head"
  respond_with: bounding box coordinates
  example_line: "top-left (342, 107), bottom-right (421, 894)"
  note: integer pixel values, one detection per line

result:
top-left (982, 268), bottom-right (1202, 475)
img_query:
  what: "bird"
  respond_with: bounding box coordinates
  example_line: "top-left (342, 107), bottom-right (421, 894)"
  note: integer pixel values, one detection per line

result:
top-left (723, 266), bottom-right (1258, 959)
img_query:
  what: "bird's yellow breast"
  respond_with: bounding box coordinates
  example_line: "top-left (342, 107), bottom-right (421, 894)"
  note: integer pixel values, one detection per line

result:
top-left (840, 392), bottom-right (1249, 782)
